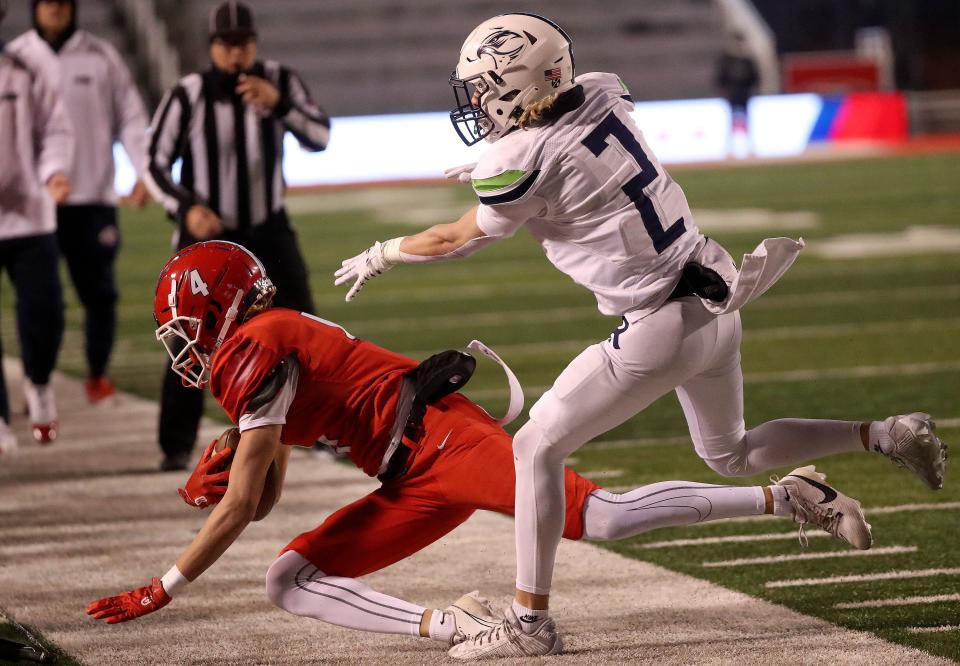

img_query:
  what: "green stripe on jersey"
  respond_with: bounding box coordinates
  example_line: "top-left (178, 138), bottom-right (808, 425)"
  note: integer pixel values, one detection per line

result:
top-left (472, 170), bottom-right (528, 192)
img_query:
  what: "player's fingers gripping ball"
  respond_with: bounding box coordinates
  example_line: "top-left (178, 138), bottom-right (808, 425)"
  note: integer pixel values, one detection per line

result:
top-left (86, 577), bottom-right (170, 624)
top-left (199, 427), bottom-right (282, 521)
top-left (178, 434), bottom-right (234, 508)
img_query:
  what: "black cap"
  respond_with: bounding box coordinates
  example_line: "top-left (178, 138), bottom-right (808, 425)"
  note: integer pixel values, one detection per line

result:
top-left (209, 1), bottom-right (256, 42)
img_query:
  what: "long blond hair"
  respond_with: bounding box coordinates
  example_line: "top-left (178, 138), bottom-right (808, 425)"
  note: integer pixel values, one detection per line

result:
top-left (518, 92), bottom-right (560, 129)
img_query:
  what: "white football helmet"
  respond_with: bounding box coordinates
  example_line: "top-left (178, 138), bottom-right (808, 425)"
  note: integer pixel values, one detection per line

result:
top-left (450, 13), bottom-right (575, 146)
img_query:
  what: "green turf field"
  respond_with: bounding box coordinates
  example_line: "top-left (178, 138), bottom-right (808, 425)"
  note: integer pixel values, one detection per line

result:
top-left (4, 153), bottom-right (958, 660)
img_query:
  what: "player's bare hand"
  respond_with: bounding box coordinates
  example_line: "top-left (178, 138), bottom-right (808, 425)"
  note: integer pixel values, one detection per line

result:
top-left (46, 173), bottom-right (71, 204)
top-left (179, 438), bottom-right (234, 508)
top-left (237, 74), bottom-right (280, 114)
top-left (86, 577), bottom-right (170, 624)
top-left (121, 180), bottom-right (152, 209)
top-left (334, 241), bottom-right (393, 302)
top-left (185, 204), bottom-right (223, 240)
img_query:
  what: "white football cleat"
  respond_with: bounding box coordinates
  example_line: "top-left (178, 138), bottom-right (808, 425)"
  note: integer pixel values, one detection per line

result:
top-left (448, 607), bottom-right (562, 660)
top-left (446, 591), bottom-right (499, 645)
top-left (0, 417), bottom-right (17, 458)
top-left (776, 465), bottom-right (872, 550)
top-left (24, 380), bottom-right (58, 444)
top-left (880, 413), bottom-right (947, 490)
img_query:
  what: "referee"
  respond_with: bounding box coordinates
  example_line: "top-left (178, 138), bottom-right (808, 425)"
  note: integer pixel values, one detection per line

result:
top-left (0, 0), bottom-right (73, 450)
top-left (144, 1), bottom-right (329, 471)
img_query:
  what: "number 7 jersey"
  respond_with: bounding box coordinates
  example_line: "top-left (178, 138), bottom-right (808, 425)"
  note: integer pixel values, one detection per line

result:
top-left (471, 72), bottom-right (704, 317)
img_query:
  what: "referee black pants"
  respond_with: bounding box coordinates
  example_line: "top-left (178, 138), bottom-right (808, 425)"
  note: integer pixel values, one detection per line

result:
top-left (158, 211), bottom-right (315, 461)
top-left (57, 205), bottom-right (120, 379)
top-left (0, 233), bottom-right (64, 422)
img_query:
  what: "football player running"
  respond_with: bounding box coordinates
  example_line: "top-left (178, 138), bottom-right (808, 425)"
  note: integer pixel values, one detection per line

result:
top-left (333, 13), bottom-right (949, 659)
top-left (90, 242), bottom-right (876, 651)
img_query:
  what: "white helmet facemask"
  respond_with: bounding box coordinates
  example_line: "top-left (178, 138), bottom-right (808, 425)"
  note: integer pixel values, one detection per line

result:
top-left (450, 13), bottom-right (575, 146)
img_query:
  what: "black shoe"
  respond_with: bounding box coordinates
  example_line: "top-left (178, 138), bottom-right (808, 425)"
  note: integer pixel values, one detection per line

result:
top-left (160, 453), bottom-right (190, 472)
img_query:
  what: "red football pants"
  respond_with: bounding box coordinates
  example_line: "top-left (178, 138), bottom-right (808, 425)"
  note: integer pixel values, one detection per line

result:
top-left (284, 394), bottom-right (600, 578)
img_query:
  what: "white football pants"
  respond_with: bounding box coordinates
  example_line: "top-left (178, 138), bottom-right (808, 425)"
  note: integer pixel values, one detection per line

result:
top-left (514, 297), bottom-right (864, 595)
top-left (266, 480), bottom-right (769, 637)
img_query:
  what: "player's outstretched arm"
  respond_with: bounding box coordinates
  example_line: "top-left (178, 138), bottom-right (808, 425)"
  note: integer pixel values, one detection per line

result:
top-left (86, 425), bottom-right (283, 623)
top-left (334, 206), bottom-right (501, 302)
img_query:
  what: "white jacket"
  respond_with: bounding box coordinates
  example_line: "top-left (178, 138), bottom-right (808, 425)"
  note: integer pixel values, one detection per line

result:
top-left (7, 30), bottom-right (147, 205)
top-left (0, 46), bottom-right (74, 240)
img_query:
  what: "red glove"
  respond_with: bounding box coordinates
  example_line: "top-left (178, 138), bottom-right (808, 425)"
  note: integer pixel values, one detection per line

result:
top-left (86, 577), bottom-right (171, 624)
top-left (178, 438), bottom-right (234, 508)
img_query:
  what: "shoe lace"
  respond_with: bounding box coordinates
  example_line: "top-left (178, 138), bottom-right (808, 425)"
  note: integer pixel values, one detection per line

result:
top-left (771, 473), bottom-right (843, 547)
top-left (468, 619), bottom-right (512, 646)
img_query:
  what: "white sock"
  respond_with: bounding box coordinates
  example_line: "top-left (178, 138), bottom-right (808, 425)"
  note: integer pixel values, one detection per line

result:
top-left (428, 609), bottom-right (455, 643)
top-left (868, 420), bottom-right (894, 455)
top-left (769, 484), bottom-right (793, 518)
top-left (511, 599), bottom-right (548, 633)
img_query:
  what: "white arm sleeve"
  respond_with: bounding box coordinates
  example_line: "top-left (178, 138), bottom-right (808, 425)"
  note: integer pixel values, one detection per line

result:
top-left (238, 362), bottom-right (300, 433)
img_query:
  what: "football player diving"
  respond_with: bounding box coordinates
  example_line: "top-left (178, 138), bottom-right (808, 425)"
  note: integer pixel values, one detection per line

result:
top-left (333, 13), bottom-right (949, 659)
top-left (88, 241), bottom-right (882, 653)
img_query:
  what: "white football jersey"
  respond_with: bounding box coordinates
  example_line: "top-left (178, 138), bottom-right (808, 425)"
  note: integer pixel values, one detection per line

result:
top-left (472, 72), bottom-right (703, 317)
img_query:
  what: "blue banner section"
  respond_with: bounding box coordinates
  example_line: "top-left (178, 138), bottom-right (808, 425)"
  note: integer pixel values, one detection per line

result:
top-left (808, 96), bottom-right (844, 142)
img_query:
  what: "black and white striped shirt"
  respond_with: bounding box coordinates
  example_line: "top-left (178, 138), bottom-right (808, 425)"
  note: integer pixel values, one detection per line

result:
top-left (145, 60), bottom-right (329, 231)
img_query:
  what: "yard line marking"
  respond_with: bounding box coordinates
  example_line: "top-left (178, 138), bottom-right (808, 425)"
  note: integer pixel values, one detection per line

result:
top-left (639, 531), bottom-right (829, 549)
top-left (410, 318), bottom-right (960, 359)
top-left (936, 417), bottom-right (960, 428)
top-left (338, 285), bottom-right (960, 334)
top-left (866, 501), bottom-right (960, 515)
top-left (908, 625), bottom-right (960, 634)
top-left (766, 567), bottom-right (960, 589)
top-left (579, 469), bottom-right (624, 480)
top-left (465, 361), bottom-right (960, 401)
top-left (746, 317), bottom-right (960, 341)
top-left (702, 546), bottom-right (917, 568)
top-left (707, 501), bottom-right (960, 524)
top-left (835, 593), bottom-right (960, 609)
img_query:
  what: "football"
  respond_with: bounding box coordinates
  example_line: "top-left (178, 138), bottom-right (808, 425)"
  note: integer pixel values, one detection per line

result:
top-left (213, 427), bottom-right (281, 521)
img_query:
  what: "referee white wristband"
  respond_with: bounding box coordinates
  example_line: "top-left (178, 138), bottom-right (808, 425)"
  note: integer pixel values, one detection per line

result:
top-left (160, 565), bottom-right (190, 597)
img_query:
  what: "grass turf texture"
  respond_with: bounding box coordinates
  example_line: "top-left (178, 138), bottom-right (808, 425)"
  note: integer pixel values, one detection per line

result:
top-left (2, 153), bottom-right (957, 661)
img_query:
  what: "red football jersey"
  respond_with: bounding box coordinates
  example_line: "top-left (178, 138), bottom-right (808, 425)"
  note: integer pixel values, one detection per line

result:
top-left (209, 309), bottom-right (416, 476)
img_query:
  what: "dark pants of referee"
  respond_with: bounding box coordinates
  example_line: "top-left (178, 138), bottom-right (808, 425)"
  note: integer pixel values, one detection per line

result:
top-left (56, 205), bottom-right (120, 379)
top-left (0, 233), bottom-right (64, 422)
top-left (158, 210), bottom-right (315, 469)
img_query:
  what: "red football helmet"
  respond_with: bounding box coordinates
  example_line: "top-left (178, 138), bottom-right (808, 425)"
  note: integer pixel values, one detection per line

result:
top-left (154, 241), bottom-right (275, 388)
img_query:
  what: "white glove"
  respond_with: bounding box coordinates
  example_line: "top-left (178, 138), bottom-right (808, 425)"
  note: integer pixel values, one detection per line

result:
top-left (334, 240), bottom-right (398, 302)
top-left (444, 162), bottom-right (477, 184)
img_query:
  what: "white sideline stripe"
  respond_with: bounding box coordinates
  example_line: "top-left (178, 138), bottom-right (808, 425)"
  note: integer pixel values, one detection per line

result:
top-left (702, 546), bottom-right (917, 568)
top-left (908, 624), bottom-right (960, 634)
top-left (640, 531), bottom-right (830, 549)
top-left (766, 567), bottom-right (960, 589)
top-left (579, 469), bottom-right (624, 480)
top-left (835, 593), bottom-right (960, 610)
top-left (707, 501), bottom-right (960, 524)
